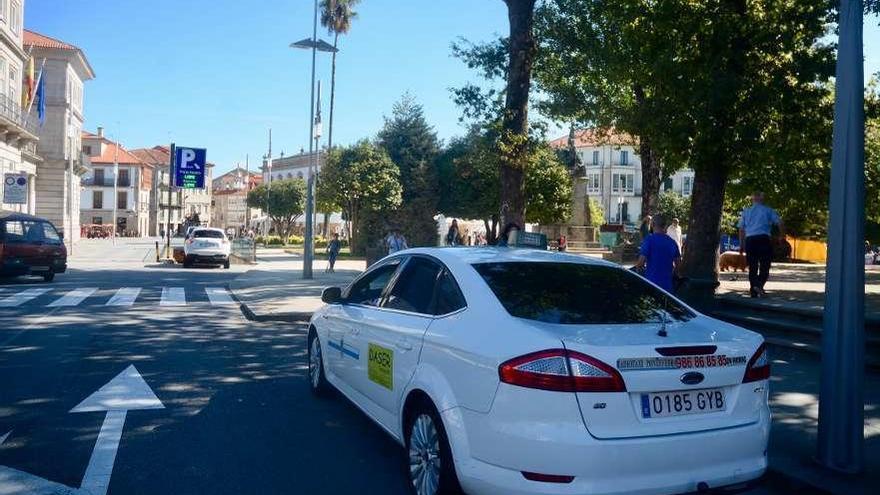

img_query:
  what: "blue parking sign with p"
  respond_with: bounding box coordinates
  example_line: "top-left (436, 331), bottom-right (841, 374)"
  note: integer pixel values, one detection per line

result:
top-left (174, 146), bottom-right (207, 189)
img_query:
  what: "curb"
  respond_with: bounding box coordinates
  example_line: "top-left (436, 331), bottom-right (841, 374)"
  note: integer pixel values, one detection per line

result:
top-left (227, 270), bottom-right (313, 324)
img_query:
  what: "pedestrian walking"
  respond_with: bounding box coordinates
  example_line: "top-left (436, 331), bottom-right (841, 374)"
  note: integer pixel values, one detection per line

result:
top-left (738, 192), bottom-right (784, 298)
top-left (326, 233), bottom-right (341, 273)
top-left (385, 229), bottom-right (409, 254)
top-left (666, 218), bottom-right (683, 252)
top-left (639, 215), bottom-right (653, 240)
top-left (634, 214), bottom-right (681, 292)
top-left (557, 235), bottom-right (568, 252)
top-left (446, 220), bottom-right (461, 246)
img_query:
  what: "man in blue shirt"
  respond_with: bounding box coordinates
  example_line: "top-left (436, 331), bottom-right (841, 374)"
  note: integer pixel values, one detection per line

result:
top-left (738, 192), bottom-right (784, 298)
top-left (635, 215), bottom-right (681, 292)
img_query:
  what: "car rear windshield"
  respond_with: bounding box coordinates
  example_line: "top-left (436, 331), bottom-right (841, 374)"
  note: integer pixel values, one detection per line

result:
top-left (193, 230), bottom-right (224, 239)
top-left (472, 262), bottom-right (695, 324)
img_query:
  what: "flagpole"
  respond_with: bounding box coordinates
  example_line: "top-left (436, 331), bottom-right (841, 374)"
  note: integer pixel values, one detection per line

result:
top-left (113, 136), bottom-right (119, 246)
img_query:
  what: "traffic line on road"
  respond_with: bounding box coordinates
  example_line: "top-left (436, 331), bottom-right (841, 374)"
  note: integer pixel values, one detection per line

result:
top-left (160, 287), bottom-right (186, 306)
top-left (47, 288), bottom-right (98, 307)
top-left (0, 288), bottom-right (51, 307)
top-left (106, 287), bottom-right (141, 306)
top-left (206, 287), bottom-right (235, 305)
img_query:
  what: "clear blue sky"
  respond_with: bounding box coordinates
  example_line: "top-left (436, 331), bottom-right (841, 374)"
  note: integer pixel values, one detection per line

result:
top-left (25, 1), bottom-right (880, 177)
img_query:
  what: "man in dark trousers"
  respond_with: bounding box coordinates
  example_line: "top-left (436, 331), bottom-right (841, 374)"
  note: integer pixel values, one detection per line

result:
top-left (738, 192), bottom-right (785, 298)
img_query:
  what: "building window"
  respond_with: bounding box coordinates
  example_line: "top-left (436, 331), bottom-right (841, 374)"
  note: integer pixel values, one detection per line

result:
top-left (0, 58), bottom-right (5, 97)
top-left (611, 173), bottom-right (634, 194)
top-left (8, 66), bottom-right (15, 103)
top-left (93, 217), bottom-right (102, 225)
top-left (93, 191), bottom-right (103, 209)
top-left (620, 150), bottom-right (629, 166)
top-left (592, 150), bottom-right (600, 166)
top-left (94, 168), bottom-right (105, 185)
top-left (10, 1), bottom-right (19, 35)
top-left (586, 173), bottom-right (601, 193)
top-left (83, 145), bottom-right (92, 155)
top-left (118, 169), bottom-right (130, 187)
top-left (663, 177), bottom-right (673, 191)
top-left (117, 191), bottom-right (127, 210)
top-left (682, 176), bottom-right (693, 196)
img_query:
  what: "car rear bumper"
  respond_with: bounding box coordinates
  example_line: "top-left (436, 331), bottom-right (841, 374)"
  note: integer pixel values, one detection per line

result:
top-left (1, 258), bottom-right (66, 276)
top-left (444, 386), bottom-right (770, 495)
top-left (185, 253), bottom-right (229, 264)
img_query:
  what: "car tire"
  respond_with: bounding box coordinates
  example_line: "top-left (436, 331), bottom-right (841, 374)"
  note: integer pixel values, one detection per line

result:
top-left (42, 269), bottom-right (55, 282)
top-left (404, 399), bottom-right (462, 495)
top-left (307, 330), bottom-right (331, 396)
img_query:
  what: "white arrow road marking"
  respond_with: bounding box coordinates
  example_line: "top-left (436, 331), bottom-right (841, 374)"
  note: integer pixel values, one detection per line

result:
top-left (0, 288), bottom-right (51, 307)
top-left (48, 288), bottom-right (98, 307)
top-left (0, 430), bottom-right (9, 445)
top-left (0, 365), bottom-right (164, 495)
top-left (206, 287), bottom-right (235, 305)
top-left (105, 287), bottom-right (141, 307)
top-left (159, 287), bottom-right (186, 306)
top-left (71, 365), bottom-right (164, 495)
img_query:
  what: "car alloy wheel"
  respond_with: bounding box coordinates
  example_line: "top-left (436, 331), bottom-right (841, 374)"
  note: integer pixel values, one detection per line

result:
top-left (408, 414), bottom-right (442, 495)
top-left (309, 336), bottom-right (322, 389)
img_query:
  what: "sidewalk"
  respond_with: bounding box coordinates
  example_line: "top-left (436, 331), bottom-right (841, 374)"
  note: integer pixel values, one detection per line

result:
top-left (230, 249), bottom-right (365, 322)
top-left (716, 263), bottom-right (880, 320)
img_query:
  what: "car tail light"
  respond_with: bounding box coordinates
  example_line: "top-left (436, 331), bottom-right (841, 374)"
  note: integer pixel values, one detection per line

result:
top-left (521, 471), bottom-right (575, 483)
top-left (499, 349), bottom-right (626, 392)
top-left (743, 343), bottom-right (770, 383)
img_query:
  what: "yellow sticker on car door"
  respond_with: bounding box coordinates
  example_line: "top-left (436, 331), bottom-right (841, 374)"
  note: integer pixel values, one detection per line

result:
top-left (368, 343), bottom-right (394, 390)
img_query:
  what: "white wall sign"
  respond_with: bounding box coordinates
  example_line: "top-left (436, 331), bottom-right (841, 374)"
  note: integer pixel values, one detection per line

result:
top-left (3, 174), bottom-right (27, 205)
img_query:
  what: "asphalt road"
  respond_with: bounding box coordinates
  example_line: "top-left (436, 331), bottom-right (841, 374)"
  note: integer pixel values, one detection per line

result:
top-left (0, 239), bottom-right (788, 494)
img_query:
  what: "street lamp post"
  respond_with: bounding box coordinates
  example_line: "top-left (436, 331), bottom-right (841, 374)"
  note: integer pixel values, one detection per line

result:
top-left (291, 2), bottom-right (338, 279)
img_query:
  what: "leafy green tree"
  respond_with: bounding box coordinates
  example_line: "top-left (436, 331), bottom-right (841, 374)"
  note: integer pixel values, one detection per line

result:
top-left (587, 198), bottom-right (605, 227)
top-left (438, 126), bottom-right (572, 241)
top-left (658, 191), bottom-right (691, 230)
top-left (378, 95), bottom-right (442, 246)
top-left (317, 140), bottom-right (402, 254)
top-left (247, 179), bottom-right (306, 243)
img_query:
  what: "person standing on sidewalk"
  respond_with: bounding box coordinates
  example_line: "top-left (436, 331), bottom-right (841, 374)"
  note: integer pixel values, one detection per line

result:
top-left (738, 192), bottom-right (784, 298)
top-left (634, 215), bottom-right (681, 292)
top-left (667, 218), bottom-right (683, 252)
top-left (326, 233), bottom-right (341, 273)
top-left (385, 229), bottom-right (409, 254)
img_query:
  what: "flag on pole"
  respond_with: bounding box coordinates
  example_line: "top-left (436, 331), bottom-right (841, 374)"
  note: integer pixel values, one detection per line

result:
top-left (35, 71), bottom-right (46, 125)
top-left (22, 56), bottom-right (35, 108)
top-left (313, 80), bottom-right (323, 139)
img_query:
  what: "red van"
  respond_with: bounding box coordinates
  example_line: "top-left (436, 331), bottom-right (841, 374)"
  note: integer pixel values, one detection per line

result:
top-left (0, 211), bottom-right (68, 282)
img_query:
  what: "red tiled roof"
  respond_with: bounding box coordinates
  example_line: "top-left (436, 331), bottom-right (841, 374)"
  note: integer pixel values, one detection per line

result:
top-left (130, 147), bottom-right (170, 166)
top-left (82, 133), bottom-right (149, 166)
top-left (23, 29), bottom-right (79, 51)
top-left (549, 128), bottom-right (637, 149)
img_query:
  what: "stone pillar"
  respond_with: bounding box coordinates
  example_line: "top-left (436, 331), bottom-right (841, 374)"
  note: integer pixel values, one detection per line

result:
top-left (28, 173), bottom-right (36, 215)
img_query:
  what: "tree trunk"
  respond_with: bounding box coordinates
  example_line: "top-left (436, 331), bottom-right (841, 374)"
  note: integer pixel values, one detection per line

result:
top-left (633, 85), bottom-right (660, 217)
top-left (499, 0), bottom-right (537, 228)
top-left (681, 166), bottom-right (728, 282)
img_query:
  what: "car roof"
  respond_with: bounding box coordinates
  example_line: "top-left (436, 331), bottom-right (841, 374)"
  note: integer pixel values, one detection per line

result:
top-left (0, 210), bottom-right (51, 223)
top-left (192, 227), bottom-right (224, 232)
top-left (397, 246), bottom-right (617, 268)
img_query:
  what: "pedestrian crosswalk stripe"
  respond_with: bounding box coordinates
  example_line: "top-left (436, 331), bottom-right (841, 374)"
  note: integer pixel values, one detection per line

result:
top-left (206, 287), bottom-right (235, 305)
top-left (160, 287), bottom-right (186, 306)
top-left (48, 288), bottom-right (98, 307)
top-left (106, 287), bottom-right (141, 307)
top-left (0, 288), bottom-right (51, 307)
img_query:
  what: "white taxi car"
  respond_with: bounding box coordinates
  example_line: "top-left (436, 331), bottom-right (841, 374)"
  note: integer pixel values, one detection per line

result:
top-left (183, 227), bottom-right (231, 269)
top-left (308, 248), bottom-right (770, 495)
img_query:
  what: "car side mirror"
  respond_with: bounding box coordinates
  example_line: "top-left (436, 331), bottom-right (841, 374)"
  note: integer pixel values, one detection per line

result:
top-left (58, 231), bottom-right (64, 240)
top-left (321, 286), bottom-right (343, 304)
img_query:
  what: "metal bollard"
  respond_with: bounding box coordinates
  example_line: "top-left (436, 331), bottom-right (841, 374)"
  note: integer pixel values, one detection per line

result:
top-left (155, 241), bottom-right (160, 262)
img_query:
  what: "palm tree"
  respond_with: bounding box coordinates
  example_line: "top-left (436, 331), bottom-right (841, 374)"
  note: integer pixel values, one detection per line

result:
top-left (320, 0), bottom-right (359, 150)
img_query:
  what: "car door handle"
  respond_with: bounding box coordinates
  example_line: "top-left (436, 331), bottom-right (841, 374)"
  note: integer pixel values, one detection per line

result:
top-left (395, 339), bottom-right (413, 351)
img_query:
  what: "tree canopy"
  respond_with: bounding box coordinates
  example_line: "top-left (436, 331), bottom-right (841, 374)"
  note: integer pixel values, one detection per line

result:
top-left (317, 140), bottom-right (402, 254)
top-left (378, 95), bottom-right (442, 246)
top-left (247, 179), bottom-right (306, 243)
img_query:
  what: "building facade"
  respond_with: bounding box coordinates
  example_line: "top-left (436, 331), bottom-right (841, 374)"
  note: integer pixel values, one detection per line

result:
top-left (80, 129), bottom-right (152, 236)
top-left (23, 27), bottom-right (94, 247)
top-left (131, 145), bottom-right (213, 236)
top-left (0, 6), bottom-right (42, 218)
top-left (211, 167), bottom-right (261, 233)
top-left (551, 129), bottom-right (695, 225)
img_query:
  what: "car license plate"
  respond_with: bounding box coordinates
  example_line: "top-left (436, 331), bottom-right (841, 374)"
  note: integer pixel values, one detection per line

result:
top-left (641, 388), bottom-right (725, 418)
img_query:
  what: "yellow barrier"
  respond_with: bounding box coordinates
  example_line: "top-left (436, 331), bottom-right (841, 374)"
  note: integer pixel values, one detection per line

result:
top-left (786, 236), bottom-right (827, 263)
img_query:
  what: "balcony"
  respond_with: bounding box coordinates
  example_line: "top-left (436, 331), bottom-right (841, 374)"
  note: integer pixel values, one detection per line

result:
top-left (0, 94), bottom-right (39, 143)
top-left (81, 177), bottom-right (132, 187)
